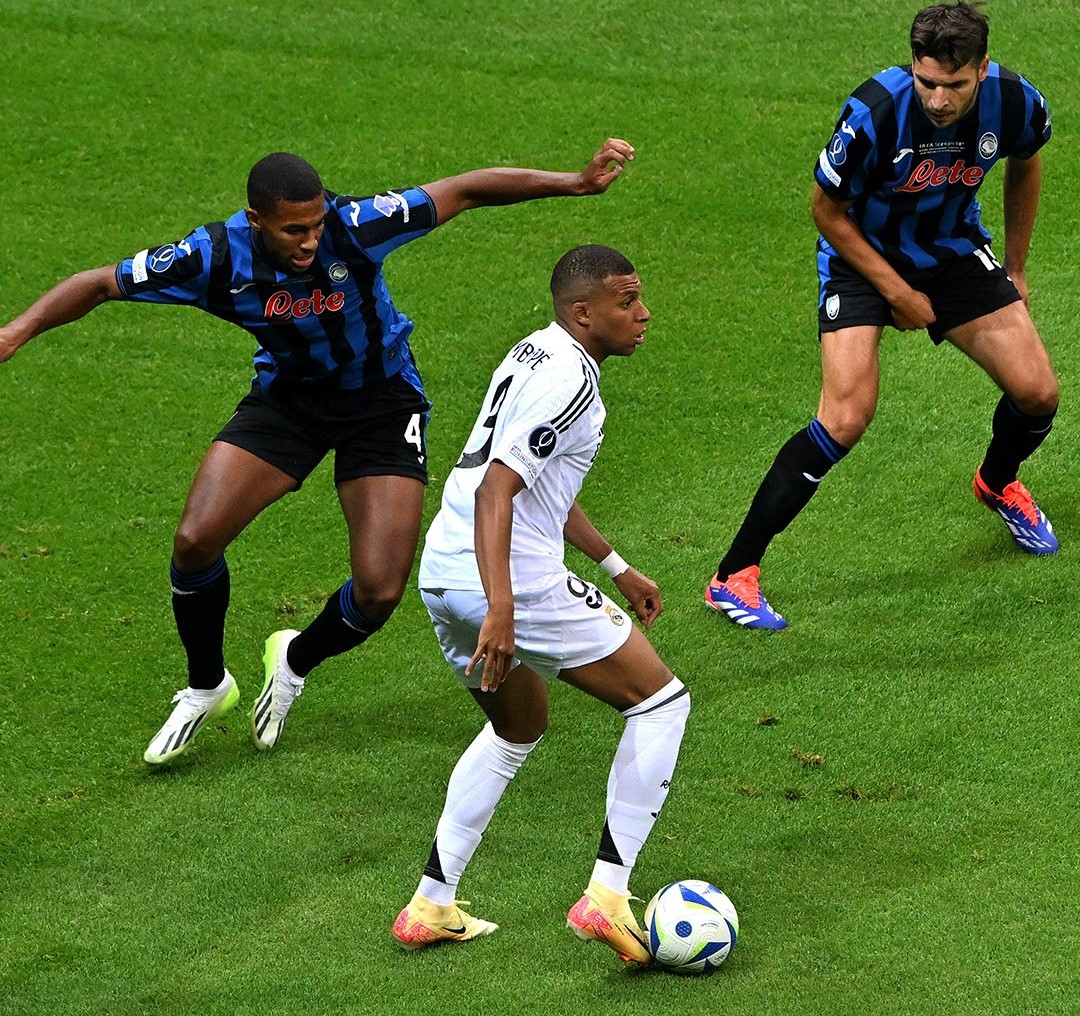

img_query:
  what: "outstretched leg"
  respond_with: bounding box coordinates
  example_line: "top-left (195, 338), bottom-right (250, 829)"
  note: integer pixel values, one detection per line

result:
top-left (706, 325), bottom-right (881, 628)
top-left (172, 441), bottom-right (298, 686)
top-left (948, 303), bottom-right (1059, 554)
top-left (253, 474), bottom-right (425, 749)
top-left (145, 441), bottom-right (297, 765)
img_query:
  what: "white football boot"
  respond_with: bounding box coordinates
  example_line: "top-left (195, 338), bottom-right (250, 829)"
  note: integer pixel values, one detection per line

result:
top-left (144, 671), bottom-right (239, 764)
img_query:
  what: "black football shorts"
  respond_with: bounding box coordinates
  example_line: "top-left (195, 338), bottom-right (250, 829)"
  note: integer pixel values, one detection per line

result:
top-left (818, 244), bottom-right (1022, 344)
top-left (215, 373), bottom-right (431, 487)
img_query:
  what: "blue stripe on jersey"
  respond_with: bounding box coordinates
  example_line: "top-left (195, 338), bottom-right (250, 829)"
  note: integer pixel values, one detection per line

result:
top-left (814, 62), bottom-right (1050, 272)
top-left (397, 355), bottom-right (427, 402)
top-left (115, 186), bottom-right (437, 392)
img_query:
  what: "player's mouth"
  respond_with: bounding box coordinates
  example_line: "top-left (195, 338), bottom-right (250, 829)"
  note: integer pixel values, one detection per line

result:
top-left (291, 253), bottom-right (316, 269)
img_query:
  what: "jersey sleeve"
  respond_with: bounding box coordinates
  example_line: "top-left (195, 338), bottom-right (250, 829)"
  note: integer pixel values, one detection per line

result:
top-left (114, 226), bottom-right (212, 305)
top-left (490, 365), bottom-right (598, 489)
top-left (1011, 76), bottom-right (1052, 160)
top-left (330, 186), bottom-right (437, 263)
top-left (814, 94), bottom-right (880, 201)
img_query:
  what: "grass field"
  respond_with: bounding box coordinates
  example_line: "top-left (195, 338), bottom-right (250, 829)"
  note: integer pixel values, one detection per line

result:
top-left (1, 1), bottom-right (1077, 1014)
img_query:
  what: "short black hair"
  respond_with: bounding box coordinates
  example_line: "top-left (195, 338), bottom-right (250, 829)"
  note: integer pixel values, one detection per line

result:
top-left (550, 244), bottom-right (636, 304)
top-left (911, 2), bottom-right (989, 70)
top-left (247, 153), bottom-right (324, 213)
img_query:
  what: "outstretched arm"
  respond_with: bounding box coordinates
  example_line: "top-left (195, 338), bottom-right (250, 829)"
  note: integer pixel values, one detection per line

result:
top-left (469, 461), bottom-right (527, 693)
top-left (1002, 152), bottom-right (1042, 305)
top-left (563, 501), bottom-right (662, 628)
top-left (0, 266), bottom-right (121, 363)
top-left (421, 138), bottom-right (635, 225)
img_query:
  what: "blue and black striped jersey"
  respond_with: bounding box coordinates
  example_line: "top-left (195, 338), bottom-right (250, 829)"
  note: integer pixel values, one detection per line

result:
top-left (814, 62), bottom-right (1050, 271)
top-left (115, 187), bottom-right (437, 392)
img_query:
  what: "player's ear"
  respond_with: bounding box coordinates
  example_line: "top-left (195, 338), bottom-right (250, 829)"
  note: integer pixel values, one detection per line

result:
top-left (571, 299), bottom-right (590, 328)
top-left (245, 208), bottom-right (261, 231)
top-left (976, 55), bottom-right (989, 82)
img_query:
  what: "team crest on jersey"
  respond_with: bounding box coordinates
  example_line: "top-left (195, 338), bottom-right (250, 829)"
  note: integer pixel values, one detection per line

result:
top-left (328, 262), bottom-right (349, 283)
top-left (604, 604), bottom-right (626, 627)
top-left (528, 425), bottom-right (558, 458)
top-left (825, 294), bottom-right (840, 320)
top-left (149, 245), bottom-right (177, 272)
top-left (978, 132), bottom-right (999, 159)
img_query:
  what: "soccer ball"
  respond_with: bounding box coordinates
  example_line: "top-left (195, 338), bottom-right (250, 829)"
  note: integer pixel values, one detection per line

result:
top-left (644, 880), bottom-right (739, 974)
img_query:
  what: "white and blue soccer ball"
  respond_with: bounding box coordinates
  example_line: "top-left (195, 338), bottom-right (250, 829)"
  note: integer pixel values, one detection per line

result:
top-left (644, 880), bottom-right (739, 974)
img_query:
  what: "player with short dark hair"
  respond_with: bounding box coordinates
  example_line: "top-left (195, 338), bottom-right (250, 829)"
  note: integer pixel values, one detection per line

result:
top-left (392, 245), bottom-right (686, 966)
top-left (246, 152), bottom-right (324, 211)
top-left (0, 140), bottom-right (636, 762)
top-left (910, 0), bottom-right (987, 66)
top-left (705, 1), bottom-right (1058, 630)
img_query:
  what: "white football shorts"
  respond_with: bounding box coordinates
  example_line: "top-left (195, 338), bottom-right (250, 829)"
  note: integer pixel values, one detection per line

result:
top-left (420, 570), bottom-right (633, 687)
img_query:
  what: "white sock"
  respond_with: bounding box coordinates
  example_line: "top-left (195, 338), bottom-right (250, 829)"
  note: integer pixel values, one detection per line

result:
top-left (189, 672), bottom-right (231, 700)
top-left (590, 858), bottom-right (631, 895)
top-left (417, 722), bottom-right (540, 905)
top-left (591, 677), bottom-right (690, 892)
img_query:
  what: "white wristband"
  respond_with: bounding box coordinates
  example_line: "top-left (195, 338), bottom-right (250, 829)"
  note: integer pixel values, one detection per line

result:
top-left (599, 550), bottom-right (630, 578)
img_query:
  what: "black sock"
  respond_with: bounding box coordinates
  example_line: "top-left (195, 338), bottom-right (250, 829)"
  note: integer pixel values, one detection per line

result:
top-left (717, 419), bottom-right (848, 579)
top-left (979, 394), bottom-right (1057, 494)
top-left (171, 558), bottom-right (229, 690)
top-left (287, 579), bottom-right (385, 677)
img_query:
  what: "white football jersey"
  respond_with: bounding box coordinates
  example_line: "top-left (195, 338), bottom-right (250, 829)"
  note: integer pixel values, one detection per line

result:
top-left (420, 321), bottom-right (605, 593)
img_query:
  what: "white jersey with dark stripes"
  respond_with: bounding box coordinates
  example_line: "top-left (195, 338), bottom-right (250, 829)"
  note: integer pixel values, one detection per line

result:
top-left (420, 321), bottom-right (605, 594)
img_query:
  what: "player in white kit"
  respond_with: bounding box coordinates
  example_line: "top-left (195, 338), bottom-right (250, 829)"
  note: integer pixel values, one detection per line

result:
top-left (391, 245), bottom-right (689, 965)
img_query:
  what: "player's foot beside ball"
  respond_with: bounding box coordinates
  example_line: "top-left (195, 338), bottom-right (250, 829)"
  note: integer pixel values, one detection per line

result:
top-left (567, 880), bottom-right (651, 964)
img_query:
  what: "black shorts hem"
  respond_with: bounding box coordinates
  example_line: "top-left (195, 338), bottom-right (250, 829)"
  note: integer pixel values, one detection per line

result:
top-left (213, 374), bottom-right (431, 490)
top-left (334, 463), bottom-right (429, 485)
top-left (818, 248), bottom-right (1022, 344)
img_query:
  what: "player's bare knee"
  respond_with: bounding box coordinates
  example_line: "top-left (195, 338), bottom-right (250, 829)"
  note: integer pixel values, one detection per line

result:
top-left (818, 402), bottom-right (873, 448)
top-left (172, 524), bottom-right (225, 572)
top-left (832, 409), bottom-right (873, 448)
top-left (1008, 377), bottom-right (1059, 417)
top-left (491, 714), bottom-right (548, 744)
top-left (348, 578), bottom-right (406, 623)
top-left (620, 663), bottom-right (680, 710)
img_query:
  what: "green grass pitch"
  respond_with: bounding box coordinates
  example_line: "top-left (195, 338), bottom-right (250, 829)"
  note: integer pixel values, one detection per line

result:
top-left (1, 2), bottom-right (1076, 1013)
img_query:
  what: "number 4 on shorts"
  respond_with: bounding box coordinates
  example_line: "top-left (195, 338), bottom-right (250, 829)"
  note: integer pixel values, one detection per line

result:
top-left (405, 414), bottom-right (425, 461)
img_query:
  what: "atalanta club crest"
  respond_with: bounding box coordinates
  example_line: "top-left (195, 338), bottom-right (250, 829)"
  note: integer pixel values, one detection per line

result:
top-left (978, 132), bottom-right (999, 159)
